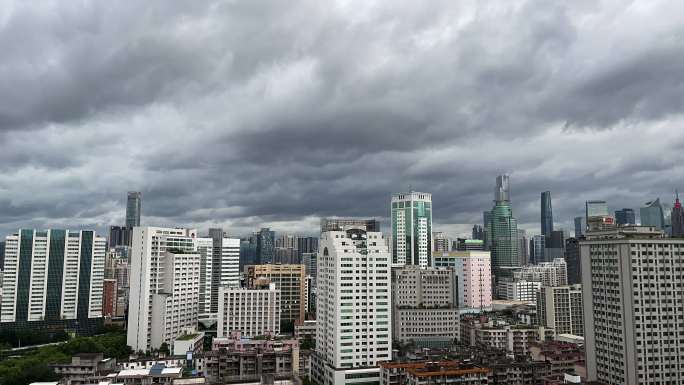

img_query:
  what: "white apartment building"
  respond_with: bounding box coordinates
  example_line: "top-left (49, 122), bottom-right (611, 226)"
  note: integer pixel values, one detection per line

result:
top-left (151, 251), bottom-right (201, 349)
top-left (312, 228), bottom-right (392, 385)
top-left (514, 258), bottom-right (567, 286)
top-left (217, 283), bottom-right (281, 338)
top-left (581, 226), bottom-right (684, 385)
top-left (194, 235), bottom-right (240, 318)
top-left (127, 227), bottom-right (198, 352)
top-left (537, 284), bottom-right (583, 336)
top-left (1, 229), bottom-right (105, 323)
top-left (496, 279), bottom-right (541, 302)
top-left (391, 192), bottom-right (432, 268)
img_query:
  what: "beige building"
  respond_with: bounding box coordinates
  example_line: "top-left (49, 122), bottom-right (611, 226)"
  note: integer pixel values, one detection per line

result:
top-left (581, 226), bottom-right (684, 385)
top-left (392, 266), bottom-right (459, 346)
top-left (247, 264), bottom-right (306, 325)
top-left (538, 284), bottom-right (584, 336)
top-left (217, 281), bottom-right (281, 338)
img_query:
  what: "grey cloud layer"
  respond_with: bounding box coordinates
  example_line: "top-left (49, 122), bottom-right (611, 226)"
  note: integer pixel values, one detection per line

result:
top-left (1, 0), bottom-right (683, 237)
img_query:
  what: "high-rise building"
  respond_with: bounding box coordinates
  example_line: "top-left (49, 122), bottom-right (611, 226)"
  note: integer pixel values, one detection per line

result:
top-left (614, 208), bottom-right (636, 225)
top-left (127, 227), bottom-right (198, 352)
top-left (125, 191), bottom-right (142, 228)
top-left (103, 279), bottom-right (118, 318)
top-left (574, 216), bottom-right (585, 238)
top-left (513, 258), bottom-right (567, 287)
top-left (108, 225), bottom-right (133, 248)
top-left (239, 235), bottom-right (257, 271)
top-left (472, 224), bottom-right (484, 240)
top-left (208, 229), bottom-right (240, 313)
top-left (483, 211), bottom-right (492, 250)
top-left (311, 227), bottom-right (391, 385)
top-left (518, 229), bottom-right (529, 265)
top-left (1, 230), bottom-right (106, 333)
top-left (302, 252), bottom-right (317, 287)
top-left (432, 251), bottom-right (492, 310)
top-left (672, 192), bottom-right (684, 237)
top-left (488, 175), bottom-right (520, 278)
top-left (531, 235), bottom-right (545, 265)
top-left (297, 236), bottom-right (319, 259)
top-left (391, 191), bottom-right (433, 267)
top-left (537, 284), bottom-right (583, 336)
top-left (391, 266), bottom-right (459, 347)
top-left (640, 198), bottom-right (665, 231)
top-left (585, 200), bottom-right (609, 220)
top-left (544, 230), bottom-right (565, 261)
top-left (246, 264), bottom-right (306, 326)
top-left (564, 237), bottom-right (581, 285)
top-left (320, 218), bottom-right (380, 232)
top-left (541, 191), bottom-right (553, 236)
top-left (217, 281), bottom-right (281, 338)
top-left (256, 228), bottom-right (275, 264)
top-left (432, 231), bottom-right (451, 252)
top-left (581, 226), bottom-right (684, 385)
top-left (0, 240), bottom-right (5, 270)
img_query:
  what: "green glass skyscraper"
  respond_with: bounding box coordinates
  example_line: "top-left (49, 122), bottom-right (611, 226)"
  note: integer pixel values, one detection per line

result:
top-left (391, 191), bottom-right (432, 268)
top-left (488, 175), bottom-right (520, 278)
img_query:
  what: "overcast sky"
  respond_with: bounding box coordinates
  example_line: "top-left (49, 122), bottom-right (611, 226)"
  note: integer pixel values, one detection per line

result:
top-left (1, 0), bottom-right (683, 239)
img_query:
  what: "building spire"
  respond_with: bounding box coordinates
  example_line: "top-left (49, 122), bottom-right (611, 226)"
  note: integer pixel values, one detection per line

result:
top-left (675, 189), bottom-right (682, 209)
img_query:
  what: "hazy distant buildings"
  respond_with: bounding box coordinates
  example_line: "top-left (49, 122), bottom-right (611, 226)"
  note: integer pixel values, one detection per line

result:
top-left (582, 226), bottom-right (684, 385)
top-left (586, 200), bottom-right (615, 231)
top-left (297, 236), bottom-right (318, 259)
top-left (312, 227), bottom-right (391, 385)
top-left (531, 234), bottom-right (545, 265)
top-left (239, 235), bottom-right (257, 270)
top-left (544, 230), bottom-right (565, 261)
top-left (455, 238), bottom-right (484, 251)
top-left (514, 258), bottom-right (567, 287)
top-left (256, 228), bottom-right (275, 264)
top-left (472, 224), bottom-right (484, 240)
top-left (574, 216), bottom-right (585, 238)
top-left (672, 193), bottom-right (684, 237)
top-left (614, 208), bottom-right (636, 225)
top-left (483, 211), bottom-right (492, 250)
top-left (640, 198), bottom-right (665, 230)
top-left (541, 191), bottom-right (553, 236)
top-left (518, 229), bottom-right (529, 265)
top-left (488, 175), bottom-right (520, 278)
top-left (125, 191), bottom-right (142, 228)
top-left (391, 191), bottom-right (433, 267)
top-left (432, 232), bottom-right (451, 252)
top-left (1, 229), bottom-right (106, 333)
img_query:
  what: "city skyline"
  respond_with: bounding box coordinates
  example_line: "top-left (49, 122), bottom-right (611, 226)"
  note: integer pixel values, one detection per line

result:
top-left (0, 2), bottom-right (683, 240)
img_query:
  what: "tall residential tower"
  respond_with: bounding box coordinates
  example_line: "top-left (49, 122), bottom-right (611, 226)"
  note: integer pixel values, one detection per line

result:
top-left (391, 191), bottom-right (432, 268)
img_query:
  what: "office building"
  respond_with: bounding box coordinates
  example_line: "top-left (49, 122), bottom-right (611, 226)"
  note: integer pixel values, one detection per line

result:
top-left (673, 192), bottom-right (684, 237)
top-left (217, 281), bottom-right (281, 338)
top-left (432, 232), bottom-right (451, 252)
top-left (247, 264), bottom-right (306, 325)
top-left (531, 234), bottom-right (545, 265)
top-left (640, 198), bottom-right (665, 231)
top-left (391, 266), bottom-right (459, 347)
top-left (585, 200), bottom-right (609, 222)
top-left (496, 279), bottom-right (541, 302)
top-left (321, 218), bottom-right (380, 232)
top-left (564, 238), bottom-right (581, 285)
top-left (482, 211), bottom-right (492, 250)
top-left (581, 226), bottom-right (684, 385)
top-left (1, 229), bottom-right (106, 333)
top-left (544, 230), bottom-right (565, 261)
top-left (127, 227), bottom-right (198, 352)
top-left (150, 250), bottom-right (201, 350)
top-left (573, 216), bottom-right (585, 238)
top-left (537, 284), bottom-right (583, 336)
top-left (311, 227), bottom-right (391, 385)
top-left (297, 236), bottom-right (318, 259)
top-left (541, 191), bottom-right (554, 236)
top-left (103, 278), bottom-right (117, 317)
top-left (518, 229), bottom-right (529, 265)
top-left (614, 208), bottom-right (636, 226)
top-left (108, 225), bottom-right (133, 248)
top-left (472, 224), bottom-right (484, 240)
top-left (514, 258), bottom-right (567, 287)
top-left (488, 175), bottom-right (520, 277)
top-left (256, 228), bottom-right (275, 264)
top-left (125, 191), bottom-right (142, 228)
top-left (433, 251), bottom-right (492, 310)
top-left (455, 238), bottom-right (484, 251)
top-left (240, 235), bottom-right (258, 270)
top-left (391, 191), bottom-right (433, 267)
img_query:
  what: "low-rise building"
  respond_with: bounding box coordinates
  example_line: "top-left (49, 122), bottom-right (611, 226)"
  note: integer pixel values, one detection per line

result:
top-left (294, 319), bottom-right (316, 340)
top-left (460, 315), bottom-right (554, 356)
top-left (380, 361), bottom-right (489, 385)
top-left (205, 332), bottom-right (299, 384)
top-left (49, 353), bottom-right (116, 385)
top-left (173, 331), bottom-right (205, 356)
top-left (529, 341), bottom-right (585, 376)
top-left (496, 279), bottom-right (541, 302)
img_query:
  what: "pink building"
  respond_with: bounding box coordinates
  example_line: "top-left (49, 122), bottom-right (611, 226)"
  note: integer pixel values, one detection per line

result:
top-left (433, 251), bottom-right (492, 309)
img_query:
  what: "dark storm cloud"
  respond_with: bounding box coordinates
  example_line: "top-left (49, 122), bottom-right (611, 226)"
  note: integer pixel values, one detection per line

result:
top-left (1, 0), bottom-right (684, 238)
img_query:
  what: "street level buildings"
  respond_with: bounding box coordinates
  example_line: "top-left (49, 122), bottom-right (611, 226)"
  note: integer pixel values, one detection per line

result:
top-left (391, 192), bottom-right (433, 267)
top-left (311, 227), bottom-right (392, 385)
top-left (581, 226), bottom-right (684, 385)
top-left (391, 266), bottom-right (459, 347)
top-left (1, 229), bottom-right (106, 334)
